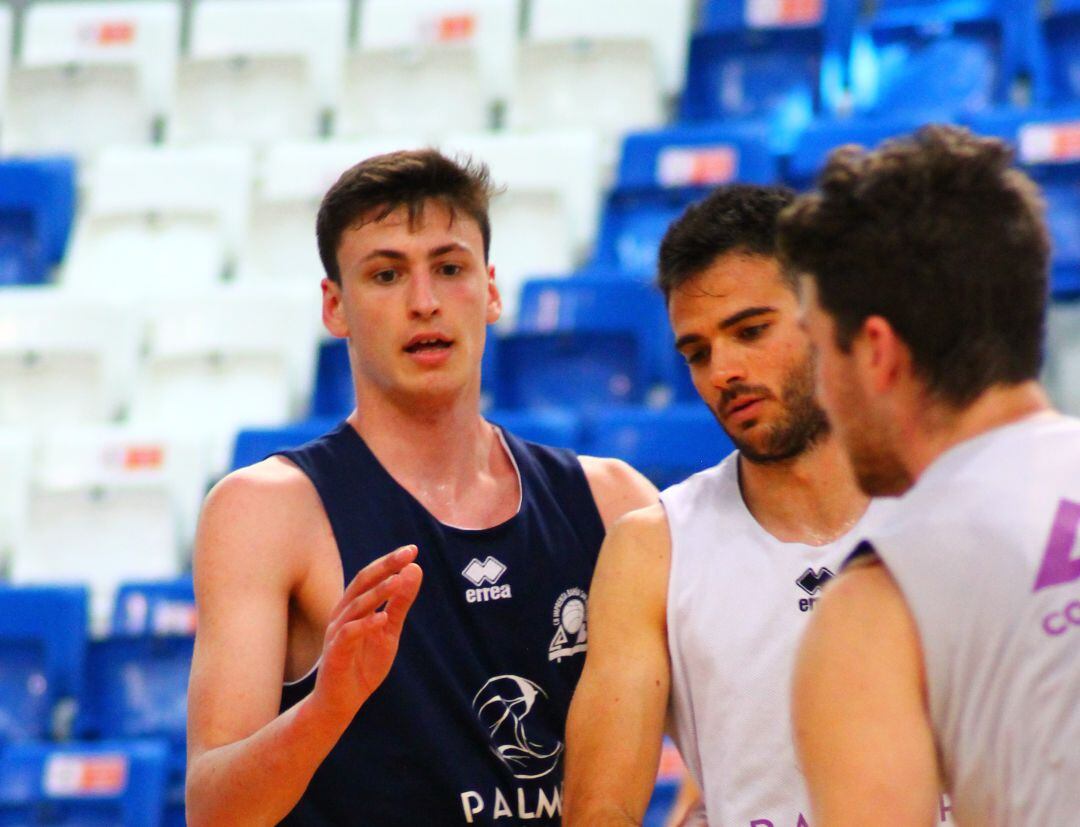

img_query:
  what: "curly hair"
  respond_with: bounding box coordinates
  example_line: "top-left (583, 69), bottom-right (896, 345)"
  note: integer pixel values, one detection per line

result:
top-left (778, 124), bottom-right (1050, 407)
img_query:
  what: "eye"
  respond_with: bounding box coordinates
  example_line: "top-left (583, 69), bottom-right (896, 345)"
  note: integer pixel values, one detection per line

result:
top-left (372, 269), bottom-right (398, 284)
top-left (738, 323), bottom-right (769, 342)
top-left (438, 263), bottom-right (463, 277)
top-left (683, 349), bottom-right (707, 366)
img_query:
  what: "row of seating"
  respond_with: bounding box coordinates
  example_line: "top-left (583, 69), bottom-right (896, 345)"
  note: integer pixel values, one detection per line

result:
top-left (0, 577), bottom-right (682, 826)
top-left (0, 0), bottom-right (694, 157)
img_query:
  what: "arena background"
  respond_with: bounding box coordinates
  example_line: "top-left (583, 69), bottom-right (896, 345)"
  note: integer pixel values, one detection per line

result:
top-left (0, 0), bottom-right (1077, 822)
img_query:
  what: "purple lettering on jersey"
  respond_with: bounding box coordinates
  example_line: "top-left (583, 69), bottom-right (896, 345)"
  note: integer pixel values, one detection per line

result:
top-left (1034, 499), bottom-right (1080, 592)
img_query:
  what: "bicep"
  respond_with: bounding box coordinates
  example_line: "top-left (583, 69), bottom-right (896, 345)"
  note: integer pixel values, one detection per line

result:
top-left (792, 562), bottom-right (940, 827)
top-left (565, 509), bottom-right (671, 820)
top-left (186, 477), bottom-right (297, 762)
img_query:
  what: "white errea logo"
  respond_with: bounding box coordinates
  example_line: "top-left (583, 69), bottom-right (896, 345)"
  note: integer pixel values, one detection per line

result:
top-left (462, 556), bottom-right (512, 603)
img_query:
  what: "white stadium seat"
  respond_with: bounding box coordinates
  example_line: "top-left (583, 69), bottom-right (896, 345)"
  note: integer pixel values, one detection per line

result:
top-left (129, 286), bottom-right (321, 470)
top-left (0, 287), bottom-right (139, 428)
top-left (63, 144), bottom-right (253, 296)
top-left (509, 0), bottom-right (692, 142)
top-left (341, 0), bottom-right (519, 140)
top-left (5, 1), bottom-right (179, 157)
top-left (172, 0), bottom-right (349, 145)
top-left (15, 425), bottom-right (211, 631)
top-left (0, 428), bottom-right (32, 575)
top-left (242, 137), bottom-right (426, 284)
top-left (442, 131), bottom-right (602, 320)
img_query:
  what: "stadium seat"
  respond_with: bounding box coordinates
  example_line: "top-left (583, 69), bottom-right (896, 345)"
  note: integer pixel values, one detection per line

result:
top-left (173, 0), bottom-right (349, 145)
top-left (230, 417), bottom-right (340, 470)
top-left (592, 124), bottom-right (777, 279)
top-left (0, 585), bottom-right (88, 742)
top-left (342, 0), bottom-right (518, 139)
top-left (584, 404), bottom-right (734, 489)
top-left (484, 407), bottom-right (582, 451)
top-left (967, 104), bottom-right (1080, 297)
top-left (63, 145), bottom-right (253, 295)
top-left (243, 137), bottom-right (426, 284)
top-left (493, 277), bottom-right (669, 411)
top-left (0, 429), bottom-right (31, 574)
top-left (0, 157), bottom-right (76, 287)
top-left (14, 427), bottom-right (209, 629)
top-left (310, 338), bottom-right (352, 420)
top-left (1038, 0), bottom-right (1080, 105)
top-left (442, 131), bottom-right (603, 320)
top-left (5, 1), bottom-right (178, 157)
top-left (78, 579), bottom-right (196, 827)
top-left (0, 739), bottom-right (169, 826)
top-left (508, 0), bottom-right (693, 142)
top-left (848, 0), bottom-right (1016, 120)
top-left (129, 286), bottom-right (321, 469)
top-left (682, 0), bottom-right (858, 154)
top-left (0, 287), bottom-right (140, 428)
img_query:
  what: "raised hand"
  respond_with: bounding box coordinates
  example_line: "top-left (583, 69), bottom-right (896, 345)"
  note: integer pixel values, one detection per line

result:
top-left (312, 544), bottom-right (423, 720)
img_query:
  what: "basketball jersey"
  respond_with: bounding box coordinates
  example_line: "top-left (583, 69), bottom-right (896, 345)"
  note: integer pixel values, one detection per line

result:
top-left (662, 453), bottom-right (954, 827)
top-left (275, 421), bottom-right (605, 826)
top-left (859, 412), bottom-right (1080, 825)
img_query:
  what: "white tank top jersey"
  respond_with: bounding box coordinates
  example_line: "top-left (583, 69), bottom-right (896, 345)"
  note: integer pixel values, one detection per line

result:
top-left (661, 453), bottom-right (954, 827)
top-left (860, 412), bottom-right (1080, 826)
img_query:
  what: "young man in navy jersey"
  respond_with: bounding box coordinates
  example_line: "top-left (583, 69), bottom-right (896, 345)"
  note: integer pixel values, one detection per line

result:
top-left (185, 149), bottom-right (656, 826)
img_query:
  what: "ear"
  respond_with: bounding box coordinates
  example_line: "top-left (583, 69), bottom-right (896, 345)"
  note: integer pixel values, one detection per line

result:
top-left (322, 278), bottom-right (349, 339)
top-left (485, 264), bottom-right (502, 325)
top-left (857, 315), bottom-right (910, 394)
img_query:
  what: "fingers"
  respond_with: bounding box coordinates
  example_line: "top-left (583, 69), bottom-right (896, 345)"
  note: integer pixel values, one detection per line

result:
top-left (332, 544), bottom-right (418, 616)
top-left (381, 563), bottom-right (423, 637)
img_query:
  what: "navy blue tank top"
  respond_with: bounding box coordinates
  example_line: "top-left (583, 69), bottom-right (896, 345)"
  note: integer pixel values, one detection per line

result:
top-left (276, 421), bottom-right (606, 826)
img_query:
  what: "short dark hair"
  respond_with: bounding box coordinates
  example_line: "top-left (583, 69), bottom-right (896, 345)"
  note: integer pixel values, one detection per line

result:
top-left (316, 148), bottom-right (497, 284)
top-left (778, 124), bottom-right (1050, 408)
top-left (657, 184), bottom-right (797, 301)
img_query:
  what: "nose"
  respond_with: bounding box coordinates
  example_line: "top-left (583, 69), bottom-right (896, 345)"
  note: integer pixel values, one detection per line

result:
top-left (707, 346), bottom-right (748, 389)
top-left (407, 271), bottom-right (440, 319)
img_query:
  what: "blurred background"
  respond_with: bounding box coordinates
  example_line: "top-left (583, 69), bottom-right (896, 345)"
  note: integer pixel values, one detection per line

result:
top-left (0, 0), bottom-right (1077, 823)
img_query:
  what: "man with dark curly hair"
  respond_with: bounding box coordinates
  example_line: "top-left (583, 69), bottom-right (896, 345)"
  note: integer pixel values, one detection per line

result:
top-left (784, 125), bottom-right (1080, 825)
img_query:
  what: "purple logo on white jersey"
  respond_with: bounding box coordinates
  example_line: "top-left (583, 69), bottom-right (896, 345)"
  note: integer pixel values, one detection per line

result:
top-left (1033, 499), bottom-right (1080, 592)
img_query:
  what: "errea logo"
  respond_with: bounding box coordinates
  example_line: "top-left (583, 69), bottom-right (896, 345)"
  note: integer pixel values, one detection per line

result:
top-left (462, 557), bottom-right (512, 603)
top-left (796, 566), bottom-right (835, 612)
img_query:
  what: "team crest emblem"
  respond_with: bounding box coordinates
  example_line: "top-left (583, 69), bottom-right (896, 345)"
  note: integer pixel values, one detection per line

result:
top-left (548, 588), bottom-right (588, 661)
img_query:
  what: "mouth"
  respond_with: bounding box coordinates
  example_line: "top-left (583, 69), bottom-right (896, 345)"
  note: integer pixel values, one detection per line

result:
top-left (404, 334), bottom-right (454, 354)
top-left (722, 396), bottom-right (767, 425)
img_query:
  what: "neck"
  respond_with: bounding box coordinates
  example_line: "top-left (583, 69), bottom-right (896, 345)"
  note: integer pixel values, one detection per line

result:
top-left (738, 434), bottom-right (870, 545)
top-left (347, 383), bottom-right (494, 494)
top-left (902, 380), bottom-right (1052, 484)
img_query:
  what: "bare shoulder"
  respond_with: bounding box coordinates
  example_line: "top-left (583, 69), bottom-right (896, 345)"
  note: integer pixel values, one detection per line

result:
top-left (578, 455), bottom-right (659, 530)
top-left (812, 557), bottom-right (909, 634)
top-left (589, 503), bottom-right (671, 617)
top-left (194, 456), bottom-right (330, 592)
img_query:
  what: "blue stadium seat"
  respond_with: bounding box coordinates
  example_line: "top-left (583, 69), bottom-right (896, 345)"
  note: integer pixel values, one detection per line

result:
top-left (485, 408), bottom-right (583, 451)
top-left (593, 124), bottom-right (778, 279)
top-left (0, 158), bottom-right (76, 286)
top-left (967, 104), bottom-right (1080, 297)
top-left (231, 417), bottom-right (340, 470)
top-left (0, 739), bottom-right (169, 826)
top-left (584, 404), bottom-right (735, 489)
top-left (0, 586), bottom-right (88, 742)
top-left (1038, 0), bottom-right (1080, 104)
top-left (77, 580), bottom-right (197, 827)
top-left (494, 277), bottom-right (670, 411)
top-left (850, 0), bottom-right (1019, 119)
top-left (310, 338), bottom-right (352, 419)
top-left (683, 0), bottom-right (859, 153)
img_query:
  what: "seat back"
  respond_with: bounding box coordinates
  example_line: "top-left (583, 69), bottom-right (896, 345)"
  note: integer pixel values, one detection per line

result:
top-left (173, 0), bottom-right (348, 144)
top-left (0, 157), bottom-right (76, 286)
top-left (6, 2), bottom-right (178, 156)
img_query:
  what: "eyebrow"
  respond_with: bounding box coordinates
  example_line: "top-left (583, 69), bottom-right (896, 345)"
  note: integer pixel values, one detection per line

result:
top-left (359, 242), bottom-right (471, 264)
top-left (673, 305), bottom-right (778, 352)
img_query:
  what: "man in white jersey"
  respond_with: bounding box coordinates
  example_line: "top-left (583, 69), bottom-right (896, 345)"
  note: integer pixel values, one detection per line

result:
top-left (564, 186), bottom-right (951, 826)
top-left (784, 125), bottom-right (1080, 825)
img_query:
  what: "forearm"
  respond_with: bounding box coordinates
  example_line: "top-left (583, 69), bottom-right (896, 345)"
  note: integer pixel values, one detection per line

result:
top-left (186, 693), bottom-right (352, 826)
